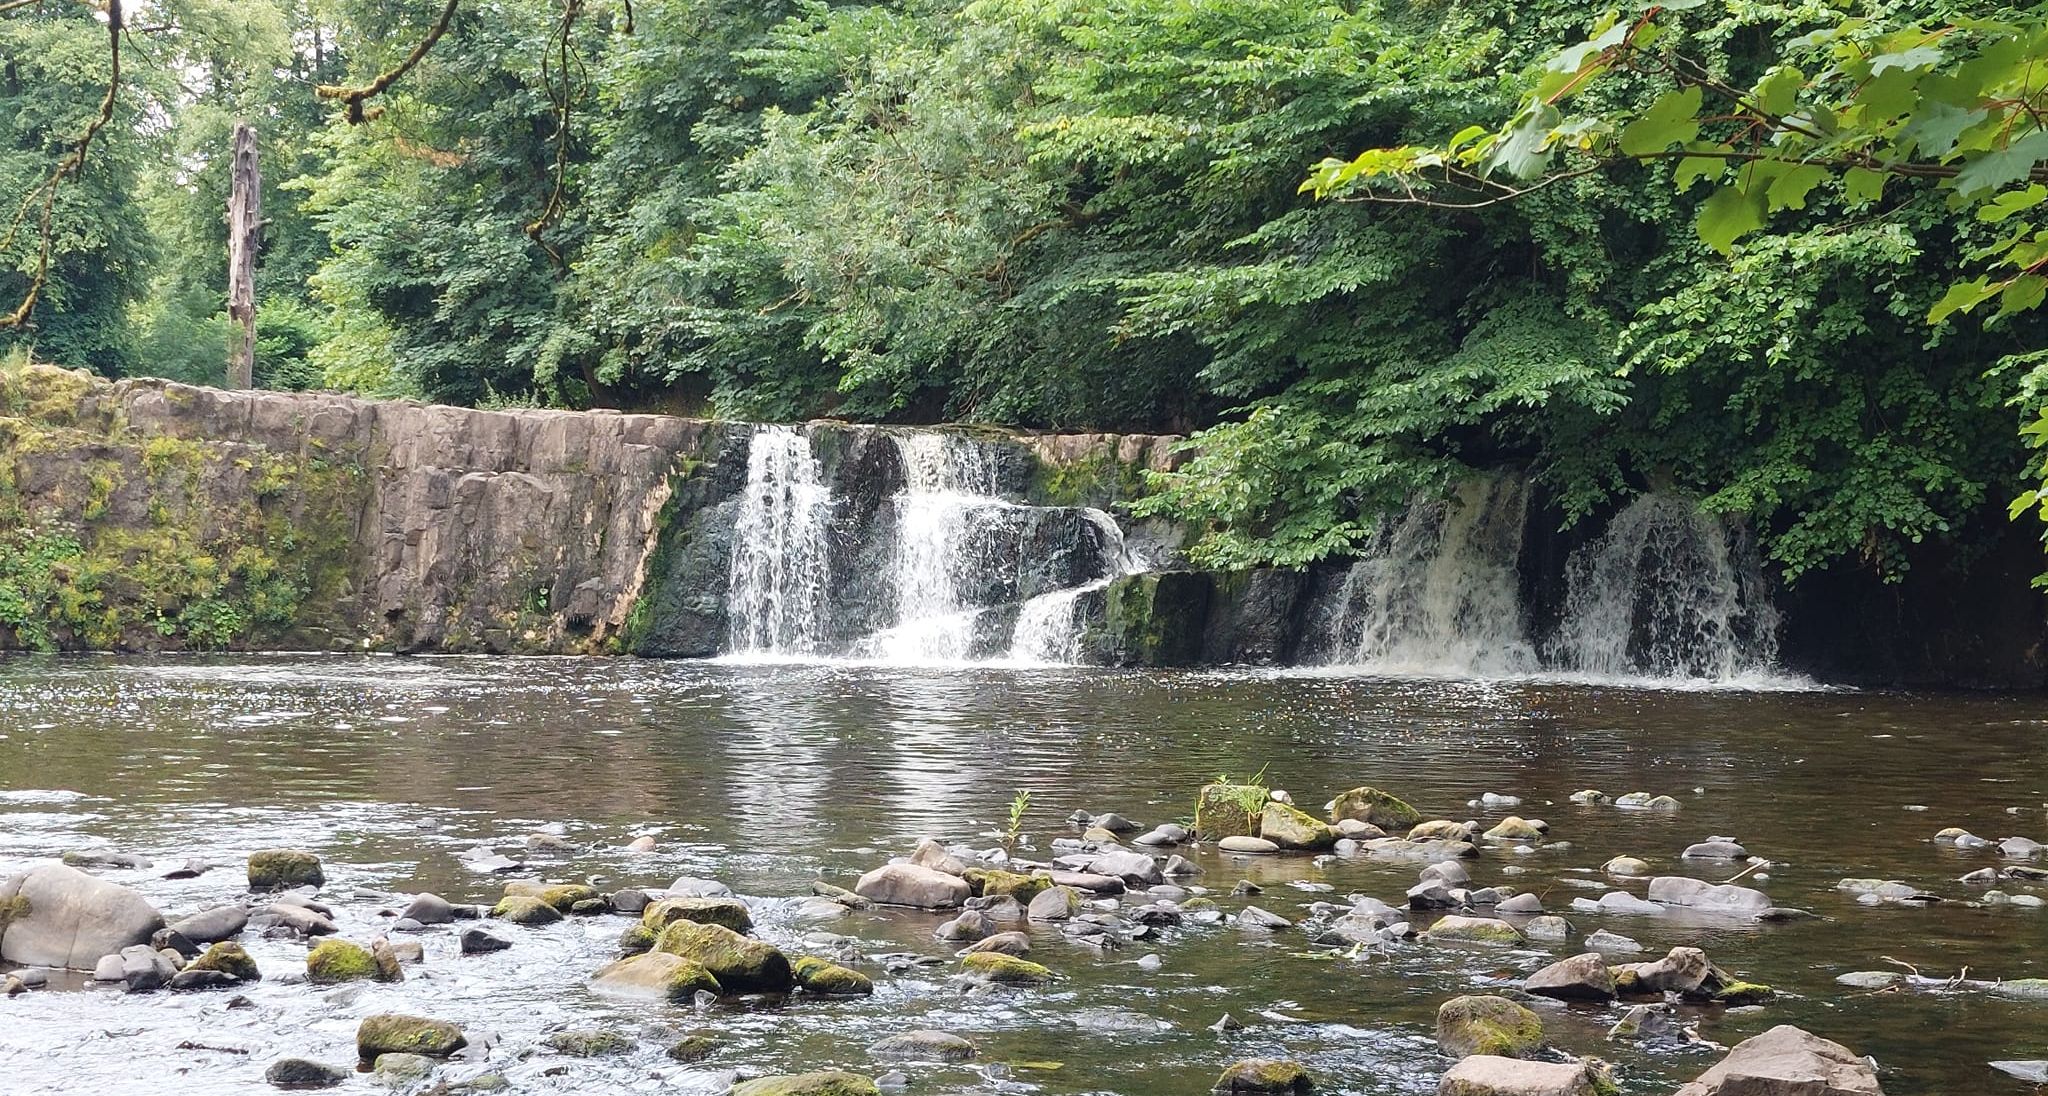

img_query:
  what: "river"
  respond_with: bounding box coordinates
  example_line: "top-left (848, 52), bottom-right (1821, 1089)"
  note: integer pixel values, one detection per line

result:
top-left (2, 654), bottom-right (2046, 1094)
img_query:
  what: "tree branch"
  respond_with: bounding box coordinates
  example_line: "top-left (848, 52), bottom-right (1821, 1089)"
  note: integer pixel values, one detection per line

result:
top-left (315, 0), bottom-right (459, 124)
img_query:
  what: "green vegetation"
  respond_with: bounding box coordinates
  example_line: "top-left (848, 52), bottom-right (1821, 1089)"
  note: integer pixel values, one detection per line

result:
top-left (3, 0), bottom-right (2046, 588)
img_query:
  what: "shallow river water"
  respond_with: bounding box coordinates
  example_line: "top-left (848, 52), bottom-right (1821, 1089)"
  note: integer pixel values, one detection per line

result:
top-left (3, 654), bottom-right (2048, 1095)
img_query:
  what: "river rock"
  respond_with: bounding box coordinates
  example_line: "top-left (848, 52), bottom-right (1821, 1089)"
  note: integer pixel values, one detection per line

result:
top-left (118, 944), bottom-right (177, 992)
top-left (1088, 849), bottom-right (1164, 885)
top-left (1213, 1058), bottom-right (1311, 1093)
top-left (247, 849), bottom-right (324, 890)
top-left (1438, 1056), bottom-right (1606, 1096)
top-left (959, 952), bottom-right (1056, 985)
top-left (168, 968), bottom-right (239, 991)
top-left (1196, 783), bottom-right (1268, 839)
top-left (867, 1030), bottom-right (977, 1062)
top-left (1992, 1062), bottom-right (2048, 1083)
top-left (668, 876), bottom-right (735, 898)
top-left (1092, 812), bottom-right (1141, 833)
top-left (1048, 870), bottom-right (1126, 894)
top-left (356, 1014), bottom-right (467, 1062)
top-left (1835, 971), bottom-right (1905, 989)
top-left (1673, 1024), bottom-right (1883, 1095)
top-left (1584, 929), bottom-right (1642, 954)
top-left (1164, 854), bottom-right (1202, 876)
top-left (643, 896), bottom-right (753, 933)
top-left (934, 910), bottom-right (992, 942)
top-left (372, 1051), bottom-right (436, 1085)
top-left (0, 863), bottom-right (164, 969)
top-left (855, 863), bottom-right (969, 909)
top-left (975, 894), bottom-right (1026, 921)
top-left (1261, 802), bottom-right (1337, 850)
top-left (1330, 786), bottom-right (1422, 829)
top-left (1602, 856), bottom-right (1649, 876)
top-left (2001, 837), bottom-right (2044, 859)
top-left (1027, 885), bottom-right (1081, 921)
top-left (1438, 995), bottom-right (1545, 1058)
top-left (1580, 891), bottom-right (1665, 915)
top-left (152, 927), bottom-right (200, 957)
top-left (1525, 916), bottom-right (1574, 942)
top-left (1219, 836), bottom-right (1280, 854)
top-left (731, 1072), bottom-right (881, 1096)
top-left (1236, 906), bottom-right (1292, 930)
top-left (1526, 953), bottom-right (1616, 1001)
top-left (460, 927), bottom-right (511, 954)
top-left (1496, 893), bottom-right (1544, 915)
top-left (1427, 915), bottom-right (1522, 945)
top-left (187, 941), bottom-right (260, 981)
top-left (654, 920), bottom-right (792, 992)
top-left (1483, 816), bottom-right (1547, 842)
top-left (265, 1058), bottom-right (348, 1088)
top-left (964, 931), bottom-right (1032, 955)
top-left (1647, 876), bottom-right (1772, 914)
top-left (1569, 790), bottom-right (1609, 804)
top-left (400, 893), bottom-right (455, 924)
top-left (1422, 860), bottom-right (1472, 886)
top-left (1683, 840), bottom-right (1748, 860)
top-left (590, 951), bottom-right (722, 1000)
top-left (1368, 838), bottom-right (1480, 862)
top-left (264, 902), bottom-right (338, 936)
top-left (792, 956), bottom-right (873, 995)
top-left (168, 905), bottom-right (248, 943)
top-left (489, 895), bottom-right (562, 925)
top-left (1410, 820), bottom-right (1478, 841)
top-left (1408, 880), bottom-right (1458, 910)
top-left (307, 939), bottom-right (380, 983)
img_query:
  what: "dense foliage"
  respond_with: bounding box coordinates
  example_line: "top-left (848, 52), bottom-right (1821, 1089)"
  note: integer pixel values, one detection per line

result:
top-left (2, 0), bottom-right (2044, 584)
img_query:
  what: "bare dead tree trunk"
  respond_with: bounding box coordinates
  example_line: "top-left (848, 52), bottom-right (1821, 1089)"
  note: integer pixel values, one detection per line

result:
top-left (226, 121), bottom-right (260, 389)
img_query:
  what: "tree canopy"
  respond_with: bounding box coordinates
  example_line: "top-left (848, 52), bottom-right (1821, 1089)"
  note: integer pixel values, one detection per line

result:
top-left (3, 0), bottom-right (2045, 585)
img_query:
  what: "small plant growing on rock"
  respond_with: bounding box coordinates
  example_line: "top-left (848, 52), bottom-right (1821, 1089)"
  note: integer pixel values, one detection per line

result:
top-left (1004, 790), bottom-right (1031, 852)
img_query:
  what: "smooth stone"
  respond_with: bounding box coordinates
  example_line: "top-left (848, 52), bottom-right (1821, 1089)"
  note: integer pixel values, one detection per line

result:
top-left (168, 968), bottom-right (239, 991)
top-left (934, 910), bottom-right (992, 942)
top-left (1585, 929), bottom-right (1643, 954)
top-left (119, 943), bottom-right (177, 992)
top-left (962, 931), bottom-right (1031, 956)
top-left (1991, 1062), bottom-right (2048, 1083)
top-left (1163, 854), bottom-right (1202, 877)
top-left (1438, 1055), bottom-right (1603, 1096)
top-left (855, 864), bottom-right (969, 909)
top-left (867, 1030), bottom-right (977, 1063)
top-left (0, 864), bottom-right (164, 969)
top-left (400, 893), bottom-right (455, 924)
top-left (1027, 886), bottom-right (1082, 922)
top-left (1425, 915), bottom-right (1522, 945)
top-left (1437, 995), bottom-right (1545, 1059)
top-left (168, 905), bottom-right (249, 943)
top-left (1235, 906), bottom-right (1292, 931)
top-left (1087, 849), bottom-right (1165, 885)
top-left (1673, 1024), bottom-right (1882, 1096)
top-left (1526, 953), bottom-right (1617, 1001)
top-left (246, 849), bottom-right (324, 891)
top-left (731, 1072), bottom-right (882, 1096)
top-left (266, 1058), bottom-right (348, 1088)
top-left (1524, 916), bottom-right (1575, 942)
top-left (1682, 840), bottom-right (1748, 860)
top-left (1496, 893), bottom-right (1544, 915)
top-left (1218, 836), bottom-right (1280, 855)
top-left (667, 877), bottom-right (735, 898)
top-left (1212, 1058), bottom-right (1311, 1093)
top-left (460, 927), bottom-right (511, 954)
top-left (1602, 856), bottom-right (1650, 876)
top-left (1421, 860), bottom-right (1472, 886)
top-left (1835, 971), bottom-right (1905, 989)
top-left (372, 1052), bottom-right (435, 1085)
top-left (1646, 876), bottom-right (1772, 914)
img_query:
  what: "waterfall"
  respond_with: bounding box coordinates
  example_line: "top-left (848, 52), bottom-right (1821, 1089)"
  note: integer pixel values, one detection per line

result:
top-left (1315, 476), bottom-right (1538, 675)
top-left (725, 426), bottom-right (833, 656)
top-left (1544, 494), bottom-right (1780, 679)
top-left (865, 434), bottom-right (1007, 662)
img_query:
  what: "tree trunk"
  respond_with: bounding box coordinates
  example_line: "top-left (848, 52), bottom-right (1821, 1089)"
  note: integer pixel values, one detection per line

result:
top-left (226, 121), bottom-right (261, 389)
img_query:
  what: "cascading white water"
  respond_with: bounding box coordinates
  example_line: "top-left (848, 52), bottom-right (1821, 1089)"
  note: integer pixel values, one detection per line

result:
top-left (866, 434), bottom-right (1006, 662)
top-left (1003, 510), bottom-right (1135, 664)
top-left (1317, 475), bottom-right (1539, 675)
top-left (724, 426), bottom-right (833, 656)
top-left (1544, 493), bottom-right (1780, 679)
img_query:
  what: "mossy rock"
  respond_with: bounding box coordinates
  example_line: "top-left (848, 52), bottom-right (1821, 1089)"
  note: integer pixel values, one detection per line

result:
top-left (653, 920), bottom-right (793, 993)
top-left (538, 884), bottom-right (601, 913)
top-left (666, 1033), bottom-right (724, 1063)
top-left (490, 895), bottom-right (563, 925)
top-left (618, 922), bottom-right (658, 955)
top-left (306, 939), bottom-right (378, 984)
top-left (1182, 897), bottom-right (1219, 913)
top-left (1259, 802), bottom-right (1337, 850)
top-left (1213, 1058), bottom-right (1312, 1093)
top-left (1195, 784), bottom-right (1267, 840)
top-left (1328, 787), bottom-right (1421, 830)
top-left (959, 952), bottom-right (1056, 986)
top-left (1435, 995), bottom-right (1544, 1058)
top-left (1425, 916), bottom-right (1524, 946)
top-left (1610, 966), bottom-right (1643, 995)
top-left (248, 849), bottom-right (324, 890)
top-left (643, 896), bottom-right (753, 934)
top-left (589, 952), bottom-right (722, 1001)
top-left (186, 941), bottom-right (259, 982)
top-left (730, 1072), bottom-right (880, 1096)
top-left (356, 1014), bottom-right (467, 1061)
top-left (543, 1029), bottom-right (633, 1057)
top-left (1711, 980), bottom-right (1775, 1006)
top-left (792, 956), bottom-right (874, 996)
top-left (965, 868), bottom-right (1051, 901)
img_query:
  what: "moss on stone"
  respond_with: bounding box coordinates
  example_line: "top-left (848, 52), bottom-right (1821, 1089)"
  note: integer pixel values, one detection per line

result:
top-left (652, 920), bottom-right (792, 992)
top-left (965, 868), bottom-right (1051, 901)
top-left (1212, 1058), bottom-right (1312, 1093)
top-left (618, 922), bottom-right (657, 955)
top-left (642, 896), bottom-right (752, 933)
top-left (1435, 995), bottom-right (1544, 1058)
top-left (958, 952), bottom-right (1056, 985)
top-left (543, 1029), bottom-right (633, 1057)
top-left (1195, 784), bottom-right (1267, 840)
top-left (792, 955), bottom-right (874, 995)
top-left (1259, 801), bottom-right (1337, 849)
top-left (306, 939), bottom-right (378, 984)
top-left (356, 1014), bottom-right (467, 1061)
top-left (1328, 787), bottom-right (1421, 829)
top-left (665, 1033), bottom-right (724, 1062)
top-left (1711, 981), bottom-right (1775, 1006)
top-left (536, 884), bottom-right (600, 912)
top-left (247, 849), bottom-right (323, 892)
top-left (729, 1072), bottom-right (880, 1096)
top-left (490, 895), bottom-right (564, 925)
top-left (187, 941), bottom-right (260, 982)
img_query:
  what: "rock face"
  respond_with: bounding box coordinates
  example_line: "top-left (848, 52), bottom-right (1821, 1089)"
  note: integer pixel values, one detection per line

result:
top-left (1673, 1025), bottom-right (1885, 1096)
top-left (0, 863), bottom-right (163, 969)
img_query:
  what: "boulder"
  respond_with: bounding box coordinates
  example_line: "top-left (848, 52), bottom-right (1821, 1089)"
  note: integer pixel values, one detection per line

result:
top-left (1525, 953), bottom-right (1616, 1001)
top-left (1437, 995), bottom-right (1544, 1058)
top-left (730, 1073), bottom-right (880, 1096)
top-left (1219, 836), bottom-right (1280, 854)
top-left (963, 931), bottom-right (1031, 955)
top-left (867, 1030), bottom-right (977, 1062)
top-left (1235, 906), bottom-right (1292, 931)
top-left (1496, 893), bottom-right (1544, 915)
top-left (1195, 784), bottom-right (1268, 839)
top-left (356, 1014), bottom-right (467, 1062)
top-left (186, 941), bottom-right (260, 982)
top-left (1330, 786), bottom-right (1422, 830)
top-left (964, 868), bottom-right (1049, 900)
top-left (1367, 838), bottom-right (1480, 862)
top-left (1482, 817), bottom-right (1547, 842)
top-left (909, 838), bottom-right (970, 876)
top-left (1088, 849), bottom-right (1164, 885)
top-left (265, 1058), bottom-right (347, 1088)
top-left (168, 905), bottom-right (248, 943)
top-left (306, 939), bottom-right (383, 984)
top-left (643, 896), bottom-right (753, 933)
top-left (399, 893), bottom-right (455, 925)
top-left (460, 927), bottom-right (511, 954)
top-left (1410, 820), bottom-right (1478, 842)
top-left (489, 895), bottom-right (563, 925)
top-left (792, 956), bottom-right (873, 995)
top-left (653, 920), bottom-right (793, 992)
top-left (118, 944), bottom-right (176, 992)
top-left (1611, 946), bottom-right (1751, 1001)
top-left (1683, 841), bottom-right (1748, 860)
top-left (1438, 1056), bottom-right (1606, 1096)
top-left (1027, 886), bottom-right (1082, 921)
top-left (1213, 1058), bottom-right (1312, 1093)
top-left (589, 951), bottom-right (722, 1001)
top-left (1260, 803), bottom-right (1337, 850)
top-left (1425, 915), bottom-right (1523, 945)
top-left (934, 910), bottom-right (992, 942)
top-left (247, 850), bottom-right (324, 890)
top-left (1646, 876), bottom-right (1772, 915)
top-left (0, 863), bottom-right (163, 969)
top-left (544, 1028), bottom-right (633, 1057)
top-left (1673, 1025), bottom-right (1884, 1096)
top-left (1524, 916), bottom-right (1574, 942)
top-left (959, 952), bottom-right (1055, 985)
top-left (854, 864), bottom-right (969, 909)
top-left (1602, 856), bottom-right (1649, 876)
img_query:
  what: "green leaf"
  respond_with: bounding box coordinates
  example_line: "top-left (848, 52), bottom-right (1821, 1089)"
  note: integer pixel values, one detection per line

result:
top-left (1904, 100), bottom-right (1988, 157)
top-left (2000, 274), bottom-right (2048, 316)
top-left (1696, 185), bottom-right (1765, 254)
top-left (1927, 276), bottom-right (1997, 323)
top-left (1843, 167), bottom-right (1887, 207)
top-left (1953, 131), bottom-right (2048, 199)
top-left (1674, 143), bottom-right (1729, 192)
top-left (1765, 163), bottom-right (1829, 210)
top-left (1484, 102), bottom-right (1562, 179)
top-left (1751, 65), bottom-right (1805, 116)
top-left (1871, 45), bottom-right (1943, 75)
top-left (1980, 185), bottom-right (2048, 223)
top-left (1619, 87), bottom-right (1702, 157)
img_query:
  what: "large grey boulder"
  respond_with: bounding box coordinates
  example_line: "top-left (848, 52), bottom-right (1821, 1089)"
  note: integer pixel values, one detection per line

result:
top-left (1647, 876), bottom-right (1772, 914)
top-left (855, 864), bottom-right (969, 909)
top-left (168, 905), bottom-right (248, 943)
top-left (1438, 1055), bottom-right (1605, 1095)
top-left (1525, 953), bottom-right (1616, 1002)
top-left (0, 863), bottom-right (163, 970)
top-left (1673, 1025), bottom-right (1884, 1095)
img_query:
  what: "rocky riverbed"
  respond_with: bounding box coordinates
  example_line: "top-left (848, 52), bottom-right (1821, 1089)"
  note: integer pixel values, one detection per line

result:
top-left (6, 656), bottom-right (2048, 1095)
